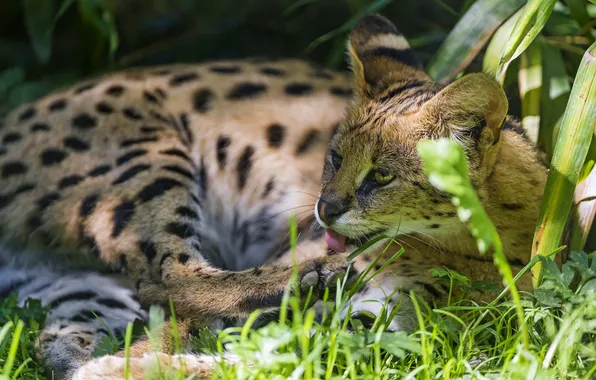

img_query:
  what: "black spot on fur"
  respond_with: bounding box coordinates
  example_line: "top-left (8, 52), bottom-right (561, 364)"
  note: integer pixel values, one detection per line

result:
top-left (160, 148), bottom-right (193, 164)
top-left (176, 206), bottom-right (199, 220)
top-left (116, 149), bottom-right (148, 166)
top-left (58, 174), bottom-right (84, 189)
top-left (30, 122), bottom-right (50, 132)
top-left (41, 149), bottom-right (68, 166)
top-left (262, 178), bottom-right (274, 198)
top-left (80, 193), bottom-right (100, 216)
top-left (143, 91), bottom-right (160, 104)
top-left (311, 69), bottom-right (334, 79)
top-left (37, 193), bottom-right (60, 211)
top-left (88, 164), bottom-right (112, 177)
top-left (236, 146), bottom-right (254, 190)
top-left (216, 135), bottom-right (231, 169)
top-left (0, 184), bottom-right (35, 209)
top-left (296, 129), bottom-right (320, 155)
top-left (63, 136), bottom-right (90, 152)
top-left (193, 88), bottom-right (215, 113)
top-left (95, 102), bottom-right (114, 114)
top-left (198, 158), bottom-right (207, 195)
top-left (154, 88), bottom-right (167, 99)
top-left (122, 107), bottom-right (143, 121)
top-left (74, 83), bottom-right (96, 94)
top-left (18, 107), bottom-right (36, 122)
top-left (266, 124), bottom-right (285, 148)
top-left (165, 222), bottom-right (195, 239)
top-left (210, 66), bottom-right (241, 74)
top-left (140, 126), bottom-right (163, 134)
top-left (178, 254), bottom-right (190, 264)
top-left (329, 87), bottom-right (353, 97)
top-left (105, 85), bottom-right (125, 97)
top-left (169, 72), bottom-right (199, 86)
top-left (137, 177), bottom-right (184, 203)
top-left (2, 132), bottom-right (21, 144)
top-left (17, 183), bottom-right (36, 194)
top-left (120, 137), bottom-right (159, 148)
top-left (227, 83), bottom-right (267, 100)
top-left (260, 67), bottom-right (286, 76)
top-left (27, 215), bottom-right (43, 230)
top-left (162, 165), bottom-right (193, 180)
top-left (429, 223), bottom-right (440, 229)
top-left (502, 203), bottom-right (523, 211)
top-left (178, 113), bottom-right (193, 145)
top-left (285, 83), bottom-right (314, 96)
top-left (48, 99), bottom-right (67, 112)
top-left (2, 161), bottom-right (28, 178)
top-left (139, 241), bottom-right (158, 263)
top-left (113, 164), bottom-right (151, 185)
top-left (72, 113), bottom-right (97, 130)
top-left (112, 199), bottom-right (135, 237)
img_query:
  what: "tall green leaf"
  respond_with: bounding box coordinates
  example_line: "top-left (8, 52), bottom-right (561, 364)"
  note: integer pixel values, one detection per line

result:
top-left (427, 0), bottom-right (524, 83)
top-left (483, 8), bottom-right (523, 78)
top-left (540, 41), bottom-right (571, 158)
top-left (518, 40), bottom-right (542, 144)
top-left (533, 42), bottom-right (596, 285)
top-left (496, 0), bottom-right (558, 81)
top-left (22, 0), bottom-right (56, 64)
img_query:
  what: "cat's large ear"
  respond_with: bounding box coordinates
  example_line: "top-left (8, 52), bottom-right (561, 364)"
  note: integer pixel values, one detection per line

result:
top-left (417, 73), bottom-right (509, 171)
top-left (347, 13), bottom-right (430, 96)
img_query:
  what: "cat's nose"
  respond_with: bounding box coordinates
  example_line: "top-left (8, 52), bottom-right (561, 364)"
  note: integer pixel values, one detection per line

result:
top-left (316, 199), bottom-right (348, 225)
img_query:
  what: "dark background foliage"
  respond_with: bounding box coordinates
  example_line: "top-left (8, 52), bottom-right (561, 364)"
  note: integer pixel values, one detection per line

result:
top-left (0, 0), bottom-right (476, 113)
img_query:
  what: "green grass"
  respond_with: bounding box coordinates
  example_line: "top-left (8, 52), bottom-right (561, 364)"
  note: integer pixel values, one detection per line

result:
top-left (1, 250), bottom-right (594, 379)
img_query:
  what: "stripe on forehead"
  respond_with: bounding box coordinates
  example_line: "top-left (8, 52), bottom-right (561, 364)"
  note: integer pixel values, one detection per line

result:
top-left (379, 81), bottom-right (445, 114)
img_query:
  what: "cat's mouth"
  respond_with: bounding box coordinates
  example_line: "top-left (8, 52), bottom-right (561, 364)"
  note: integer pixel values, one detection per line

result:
top-left (324, 228), bottom-right (385, 253)
top-left (324, 229), bottom-right (348, 252)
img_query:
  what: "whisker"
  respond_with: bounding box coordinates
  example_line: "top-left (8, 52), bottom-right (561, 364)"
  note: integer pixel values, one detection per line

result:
top-left (285, 190), bottom-right (320, 199)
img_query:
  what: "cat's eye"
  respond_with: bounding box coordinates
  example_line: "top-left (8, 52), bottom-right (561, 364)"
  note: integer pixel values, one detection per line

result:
top-left (373, 170), bottom-right (394, 186)
top-left (331, 151), bottom-right (342, 170)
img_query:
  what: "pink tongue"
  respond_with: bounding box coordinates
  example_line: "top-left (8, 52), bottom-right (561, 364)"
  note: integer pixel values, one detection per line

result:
top-left (325, 229), bottom-right (348, 253)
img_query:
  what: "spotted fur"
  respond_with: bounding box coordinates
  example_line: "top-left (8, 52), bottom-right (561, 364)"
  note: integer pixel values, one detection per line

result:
top-left (0, 59), bottom-right (358, 378)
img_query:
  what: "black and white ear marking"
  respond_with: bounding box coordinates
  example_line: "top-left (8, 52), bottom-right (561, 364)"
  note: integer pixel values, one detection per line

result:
top-left (347, 13), bottom-right (426, 93)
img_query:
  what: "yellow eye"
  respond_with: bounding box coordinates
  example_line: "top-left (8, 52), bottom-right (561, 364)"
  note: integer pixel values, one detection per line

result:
top-left (373, 170), bottom-right (394, 185)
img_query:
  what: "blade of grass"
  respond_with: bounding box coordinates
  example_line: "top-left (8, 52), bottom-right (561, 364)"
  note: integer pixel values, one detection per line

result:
top-left (417, 138), bottom-right (529, 349)
top-left (518, 39), bottom-right (543, 144)
top-left (2, 320), bottom-right (23, 377)
top-left (426, 0), bottom-right (524, 83)
top-left (496, 0), bottom-right (558, 81)
top-left (532, 41), bottom-right (596, 285)
top-left (540, 40), bottom-right (571, 159)
top-left (123, 322), bottom-right (133, 380)
top-left (483, 8), bottom-right (523, 79)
